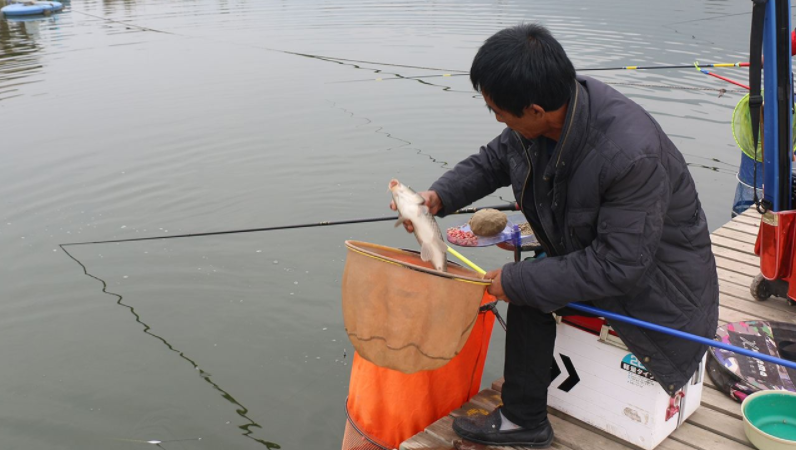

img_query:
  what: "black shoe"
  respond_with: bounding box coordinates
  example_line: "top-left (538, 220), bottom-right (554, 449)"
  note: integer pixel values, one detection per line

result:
top-left (452, 408), bottom-right (554, 448)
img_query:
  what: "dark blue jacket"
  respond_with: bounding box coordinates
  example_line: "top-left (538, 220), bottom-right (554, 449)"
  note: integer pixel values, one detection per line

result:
top-left (430, 76), bottom-right (719, 394)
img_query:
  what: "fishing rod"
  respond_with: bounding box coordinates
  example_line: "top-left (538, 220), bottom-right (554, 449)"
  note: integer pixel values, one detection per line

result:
top-left (568, 303), bottom-right (796, 371)
top-left (332, 62), bottom-right (751, 83)
top-left (454, 254), bottom-right (796, 372)
top-left (61, 203), bottom-right (519, 247)
top-left (695, 62), bottom-right (750, 90)
top-left (582, 62), bottom-right (749, 71)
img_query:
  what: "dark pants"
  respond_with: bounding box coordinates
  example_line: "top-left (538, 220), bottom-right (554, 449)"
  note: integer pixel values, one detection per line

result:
top-left (500, 304), bottom-right (592, 428)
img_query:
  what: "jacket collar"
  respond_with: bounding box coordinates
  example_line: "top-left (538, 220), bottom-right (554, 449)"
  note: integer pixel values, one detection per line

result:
top-left (543, 77), bottom-right (591, 183)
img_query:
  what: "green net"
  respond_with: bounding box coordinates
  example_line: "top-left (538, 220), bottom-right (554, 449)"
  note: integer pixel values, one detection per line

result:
top-left (732, 92), bottom-right (796, 162)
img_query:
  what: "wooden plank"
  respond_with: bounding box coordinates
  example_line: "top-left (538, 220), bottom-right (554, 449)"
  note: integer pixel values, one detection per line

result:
top-left (711, 234), bottom-right (756, 255)
top-left (722, 219), bottom-right (760, 235)
top-left (738, 211), bottom-right (764, 225)
top-left (405, 393), bottom-right (577, 450)
top-left (718, 266), bottom-right (754, 285)
top-left (739, 208), bottom-right (761, 220)
top-left (468, 389), bottom-right (503, 410)
top-left (717, 267), bottom-right (754, 288)
top-left (413, 384), bottom-right (746, 450)
top-left (718, 281), bottom-right (794, 313)
top-left (452, 439), bottom-right (575, 450)
top-left (719, 293), bottom-right (767, 318)
top-left (712, 228), bottom-right (757, 245)
top-left (719, 305), bottom-right (764, 324)
top-left (447, 392), bottom-right (588, 450)
top-left (721, 221), bottom-right (760, 237)
top-left (669, 422), bottom-right (754, 450)
top-left (401, 432), bottom-right (454, 450)
top-left (546, 410), bottom-right (635, 450)
top-left (716, 258), bottom-right (758, 278)
top-left (703, 372), bottom-right (718, 390)
top-left (450, 401), bottom-right (492, 419)
top-left (549, 442), bottom-right (575, 450)
top-left (700, 387), bottom-right (742, 420)
top-left (719, 293), bottom-right (796, 324)
top-left (719, 280), bottom-right (755, 302)
top-left (425, 416), bottom-right (460, 446)
top-left (685, 407), bottom-right (749, 445)
top-left (547, 416), bottom-right (634, 450)
top-left (711, 245), bottom-right (758, 267)
top-left (721, 282), bottom-right (796, 314)
top-left (452, 389), bottom-right (633, 450)
top-left (730, 214), bottom-right (760, 227)
top-left (491, 378), bottom-right (504, 393)
top-left (656, 440), bottom-right (699, 450)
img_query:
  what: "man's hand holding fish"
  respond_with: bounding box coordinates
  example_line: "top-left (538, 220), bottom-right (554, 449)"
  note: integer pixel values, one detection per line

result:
top-left (389, 189), bottom-right (443, 233)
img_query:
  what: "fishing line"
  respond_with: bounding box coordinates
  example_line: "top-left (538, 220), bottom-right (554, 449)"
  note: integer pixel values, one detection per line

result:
top-left (663, 9), bottom-right (781, 26)
top-left (680, 153), bottom-right (739, 169)
top-left (59, 204), bottom-right (518, 247)
top-left (71, 9), bottom-right (475, 98)
top-left (276, 51), bottom-right (467, 73)
top-left (58, 244), bottom-right (282, 449)
top-left (73, 9), bottom-right (466, 73)
top-left (70, 10), bottom-right (176, 34)
top-left (75, 6), bottom-right (750, 96)
top-left (326, 100), bottom-right (453, 168)
top-left (331, 77), bottom-right (749, 95)
top-left (335, 76), bottom-right (733, 96)
top-left (685, 162), bottom-right (737, 176)
top-left (71, 9), bottom-right (749, 98)
top-left (331, 62), bottom-right (751, 84)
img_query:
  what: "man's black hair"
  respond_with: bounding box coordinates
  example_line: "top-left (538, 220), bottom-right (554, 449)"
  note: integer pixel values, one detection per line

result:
top-left (470, 23), bottom-right (576, 116)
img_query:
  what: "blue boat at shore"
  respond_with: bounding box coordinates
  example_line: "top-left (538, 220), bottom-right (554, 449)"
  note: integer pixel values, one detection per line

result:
top-left (1, 1), bottom-right (63, 17)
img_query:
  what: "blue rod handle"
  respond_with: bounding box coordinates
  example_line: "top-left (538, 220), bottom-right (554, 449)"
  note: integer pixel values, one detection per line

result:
top-left (567, 303), bottom-right (796, 372)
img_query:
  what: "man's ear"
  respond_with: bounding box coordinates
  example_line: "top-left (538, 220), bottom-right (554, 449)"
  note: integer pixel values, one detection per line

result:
top-left (524, 104), bottom-right (545, 118)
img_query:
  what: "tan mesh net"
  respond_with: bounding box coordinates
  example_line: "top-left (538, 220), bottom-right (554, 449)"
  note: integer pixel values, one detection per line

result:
top-left (341, 240), bottom-right (490, 374)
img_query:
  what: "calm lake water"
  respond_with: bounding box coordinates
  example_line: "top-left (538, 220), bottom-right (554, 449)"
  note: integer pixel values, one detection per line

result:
top-left (0, 0), bottom-right (755, 448)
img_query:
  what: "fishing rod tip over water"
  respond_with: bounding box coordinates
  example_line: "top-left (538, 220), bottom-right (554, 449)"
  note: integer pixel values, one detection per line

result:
top-left (59, 203), bottom-right (519, 247)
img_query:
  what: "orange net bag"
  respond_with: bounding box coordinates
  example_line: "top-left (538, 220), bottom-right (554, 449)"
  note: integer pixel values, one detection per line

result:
top-left (340, 241), bottom-right (497, 449)
top-left (343, 295), bottom-right (496, 449)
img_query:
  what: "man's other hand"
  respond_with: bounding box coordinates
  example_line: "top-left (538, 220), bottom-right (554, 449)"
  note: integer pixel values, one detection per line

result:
top-left (485, 268), bottom-right (510, 302)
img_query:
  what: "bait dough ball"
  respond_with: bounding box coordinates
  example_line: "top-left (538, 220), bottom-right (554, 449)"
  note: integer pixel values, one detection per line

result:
top-left (469, 209), bottom-right (508, 237)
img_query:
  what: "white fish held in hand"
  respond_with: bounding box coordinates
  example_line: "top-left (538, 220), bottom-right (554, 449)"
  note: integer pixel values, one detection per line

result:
top-left (389, 179), bottom-right (448, 272)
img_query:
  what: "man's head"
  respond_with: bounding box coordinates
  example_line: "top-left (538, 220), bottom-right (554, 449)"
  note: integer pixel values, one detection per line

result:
top-left (470, 24), bottom-right (575, 139)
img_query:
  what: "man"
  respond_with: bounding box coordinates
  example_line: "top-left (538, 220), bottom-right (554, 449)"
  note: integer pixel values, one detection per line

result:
top-left (395, 24), bottom-right (719, 447)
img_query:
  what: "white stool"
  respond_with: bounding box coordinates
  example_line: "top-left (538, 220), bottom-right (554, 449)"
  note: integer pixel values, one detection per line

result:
top-left (547, 315), bottom-right (705, 450)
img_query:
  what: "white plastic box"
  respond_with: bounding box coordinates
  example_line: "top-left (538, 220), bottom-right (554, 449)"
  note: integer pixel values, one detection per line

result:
top-left (547, 316), bottom-right (705, 450)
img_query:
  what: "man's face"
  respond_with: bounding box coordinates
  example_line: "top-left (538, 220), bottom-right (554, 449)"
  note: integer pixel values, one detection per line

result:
top-left (484, 95), bottom-right (547, 140)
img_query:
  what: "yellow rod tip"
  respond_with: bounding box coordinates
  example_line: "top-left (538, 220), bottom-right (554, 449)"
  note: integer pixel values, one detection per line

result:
top-left (446, 246), bottom-right (487, 275)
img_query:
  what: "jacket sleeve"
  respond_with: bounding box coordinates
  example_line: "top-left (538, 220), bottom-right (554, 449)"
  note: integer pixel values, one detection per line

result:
top-left (501, 155), bottom-right (671, 312)
top-left (429, 129), bottom-right (513, 217)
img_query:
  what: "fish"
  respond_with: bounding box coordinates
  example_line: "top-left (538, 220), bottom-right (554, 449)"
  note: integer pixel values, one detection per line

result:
top-left (389, 179), bottom-right (448, 272)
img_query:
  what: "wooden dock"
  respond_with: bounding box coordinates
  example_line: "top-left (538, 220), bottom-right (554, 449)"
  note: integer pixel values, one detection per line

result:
top-left (400, 208), bottom-right (796, 450)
